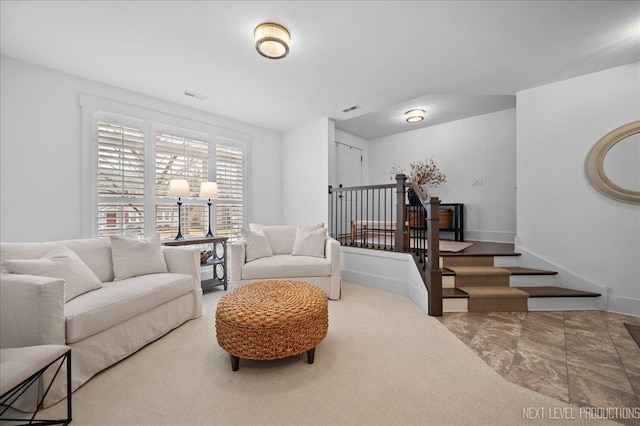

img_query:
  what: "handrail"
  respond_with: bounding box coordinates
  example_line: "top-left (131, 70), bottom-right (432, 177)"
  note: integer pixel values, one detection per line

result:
top-left (328, 175), bottom-right (443, 316)
top-left (329, 183), bottom-right (395, 192)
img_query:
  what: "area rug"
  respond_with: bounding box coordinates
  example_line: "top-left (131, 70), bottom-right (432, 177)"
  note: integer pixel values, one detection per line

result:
top-left (624, 323), bottom-right (640, 348)
top-left (439, 240), bottom-right (475, 252)
top-left (33, 283), bottom-right (610, 425)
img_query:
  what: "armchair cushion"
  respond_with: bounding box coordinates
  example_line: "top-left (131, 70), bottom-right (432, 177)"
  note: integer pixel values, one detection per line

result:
top-left (231, 224), bottom-right (340, 300)
top-left (241, 229), bottom-right (273, 262)
top-left (241, 255), bottom-right (331, 280)
top-left (3, 246), bottom-right (102, 302)
top-left (110, 235), bottom-right (168, 280)
top-left (291, 227), bottom-right (327, 257)
top-left (249, 223), bottom-right (324, 255)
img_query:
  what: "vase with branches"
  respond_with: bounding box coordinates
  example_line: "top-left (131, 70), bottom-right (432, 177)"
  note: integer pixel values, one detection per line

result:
top-left (390, 158), bottom-right (447, 204)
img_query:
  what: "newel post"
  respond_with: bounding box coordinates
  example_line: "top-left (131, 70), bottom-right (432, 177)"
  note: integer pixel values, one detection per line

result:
top-left (427, 197), bottom-right (443, 316)
top-left (394, 174), bottom-right (407, 252)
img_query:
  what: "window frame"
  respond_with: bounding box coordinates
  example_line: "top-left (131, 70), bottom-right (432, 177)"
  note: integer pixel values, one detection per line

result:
top-left (96, 117), bottom-right (147, 236)
top-left (80, 94), bottom-right (250, 239)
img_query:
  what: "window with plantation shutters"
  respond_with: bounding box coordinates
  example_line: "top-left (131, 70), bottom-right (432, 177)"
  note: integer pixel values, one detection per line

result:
top-left (83, 98), bottom-right (247, 240)
top-left (97, 122), bottom-right (145, 236)
top-left (155, 132), bottom-right (209, 239)
top-left (216, 144), bottom-right (244, 241)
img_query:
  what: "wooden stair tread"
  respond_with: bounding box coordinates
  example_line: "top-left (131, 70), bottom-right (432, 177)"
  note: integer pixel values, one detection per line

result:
top-left (445, 286), bottom-right (600, 299)
top-left (441, 252), bottom-right (521, 257)
top-left (514, 286), bottom-right (600, 298)
top-left (443, 288), bottom-right (469, 298)
top-left (443, 267), bottom-right (557, 276)
top-left (501, 267), bottom-right (557, 275)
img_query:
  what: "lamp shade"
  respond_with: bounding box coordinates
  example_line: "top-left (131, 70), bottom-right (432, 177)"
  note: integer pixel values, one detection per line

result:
top-left (255, 23), bottom-right (290, 59)
top-left (199, 182), bottom-right (219, 200)
top-left (168, 179), bottom-right (190, 197)
top-left (405, 109), bottom-right (425, 123)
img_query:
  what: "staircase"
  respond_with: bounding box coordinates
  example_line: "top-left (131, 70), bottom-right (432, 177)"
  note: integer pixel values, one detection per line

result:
top-left (328, 180), bottom-right (602, 315)
top-left (441, 247), bottom-right (601, 313)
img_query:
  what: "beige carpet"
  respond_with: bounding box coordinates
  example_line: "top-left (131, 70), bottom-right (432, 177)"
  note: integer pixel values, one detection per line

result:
top-left (35, 283), bottom-right (612, 425)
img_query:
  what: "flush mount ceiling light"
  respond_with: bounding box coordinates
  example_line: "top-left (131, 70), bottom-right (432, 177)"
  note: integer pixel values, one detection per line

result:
top-left (405, 109), bottom-right (425, 123)
top-left (255, 23), bottom-right (290, 59)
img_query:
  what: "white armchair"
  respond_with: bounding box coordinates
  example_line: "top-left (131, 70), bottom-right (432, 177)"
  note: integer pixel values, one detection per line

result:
top-left (229, 224), bottom-right (341, 300)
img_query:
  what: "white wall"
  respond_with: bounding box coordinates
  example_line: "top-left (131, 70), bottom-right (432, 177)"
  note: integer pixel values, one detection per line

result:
top-left (367, 109), bottom-right (517, 242)
top-left (517, 62), bottom-right (640, 316)
top-left (341, 246), bottom-right (429, 314)
top-left (0, 56), bottom-right (283, 242)
top-left (282, 118), bottom-right (331, 225)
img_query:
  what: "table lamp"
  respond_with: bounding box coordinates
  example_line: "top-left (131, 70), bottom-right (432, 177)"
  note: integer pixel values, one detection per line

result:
top-left (168, 179), bottom-right (190, 240)
top-left (199, 181), bottom-right (218, 237)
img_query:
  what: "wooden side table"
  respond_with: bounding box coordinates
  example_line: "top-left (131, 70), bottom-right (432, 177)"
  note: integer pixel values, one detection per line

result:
top-left (162, 236), bottom-right (228, 291)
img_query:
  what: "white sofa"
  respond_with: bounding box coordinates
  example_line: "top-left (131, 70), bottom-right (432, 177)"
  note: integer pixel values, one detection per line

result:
top-left (230, 224), bottom-right (341, 300)
top-left (0, 236), bottom-right (202, 408)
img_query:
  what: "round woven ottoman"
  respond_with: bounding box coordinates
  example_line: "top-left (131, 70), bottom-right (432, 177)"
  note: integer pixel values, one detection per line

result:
top-left (215, 280), bottom-right (328, 371)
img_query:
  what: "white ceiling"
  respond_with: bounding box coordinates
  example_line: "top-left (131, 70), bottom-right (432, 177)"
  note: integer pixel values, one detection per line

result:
top-left (1, 1), bottom-right (638, 139)
top-left (338, 94), bottom-right (516, 140)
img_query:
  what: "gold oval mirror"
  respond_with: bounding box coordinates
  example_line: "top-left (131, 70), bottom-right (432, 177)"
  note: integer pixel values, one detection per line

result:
top-left (585, 121), bottom-right (640, 204)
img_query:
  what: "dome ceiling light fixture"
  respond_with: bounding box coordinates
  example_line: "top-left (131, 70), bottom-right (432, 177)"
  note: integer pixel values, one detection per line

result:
top-left (254, 23), bottom-right (290, 59)
top-left (405, 109), bottom-right (425, 123)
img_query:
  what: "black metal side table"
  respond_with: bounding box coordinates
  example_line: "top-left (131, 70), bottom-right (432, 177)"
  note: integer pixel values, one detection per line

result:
top-left (439, 203), bottom-right (464, 241)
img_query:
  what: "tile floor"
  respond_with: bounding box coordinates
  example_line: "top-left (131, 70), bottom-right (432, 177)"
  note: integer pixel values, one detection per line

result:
top-left (439, 311), bottom-right (640, 424)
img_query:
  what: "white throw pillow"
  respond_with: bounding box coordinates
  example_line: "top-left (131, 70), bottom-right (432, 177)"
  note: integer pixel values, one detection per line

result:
top-left (110, 234), bottom-right (168, 280)
top-left (249, 223), bottom-right (324, 255)
top-left (242, 229), bottom-right (273, 262)
top-left (291, 227), bottom-right (327, 257)
top-left (3, 245), bottom-right (103, 302)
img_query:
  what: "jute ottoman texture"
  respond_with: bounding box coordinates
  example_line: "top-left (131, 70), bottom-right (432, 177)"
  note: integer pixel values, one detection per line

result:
top-left (215, 280), bottom-right (329, 371)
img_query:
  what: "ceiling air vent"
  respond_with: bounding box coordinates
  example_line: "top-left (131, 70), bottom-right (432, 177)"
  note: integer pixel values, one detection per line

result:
top-left (183, 90), bottom-right (207, 100)
top-left (340, 105), bottom-right (360, 113)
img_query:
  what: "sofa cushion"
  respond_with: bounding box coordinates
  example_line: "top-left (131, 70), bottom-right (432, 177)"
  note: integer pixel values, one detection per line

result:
top-left (241, 229), bottom-right (273, 262)
top-left (292, 227), bottom-right (327, 258)
top-left (1, 238), bottom-right (114, 283)
top-left (64, 273), bottom-right (193, 343)
top-left (241, 255), bottom-right (331, 280)
top-left (110, 235), bottom-right (168, 280)
top-left (3, 246), bottom-right (103, 302)
top-left (249, 223), bottom-right (323, 255)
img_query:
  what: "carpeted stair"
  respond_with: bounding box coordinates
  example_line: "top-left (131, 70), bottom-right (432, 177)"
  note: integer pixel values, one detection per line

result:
top-left (445, 258), bottom-right (529, 313)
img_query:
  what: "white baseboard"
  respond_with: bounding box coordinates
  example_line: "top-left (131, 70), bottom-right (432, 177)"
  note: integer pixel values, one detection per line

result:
top-left (513, 245), bottom-right (609, 312)
top-left (607, 295), bottom-right (640, 317)
top-left (528, 297), bottom-right (599, 312)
